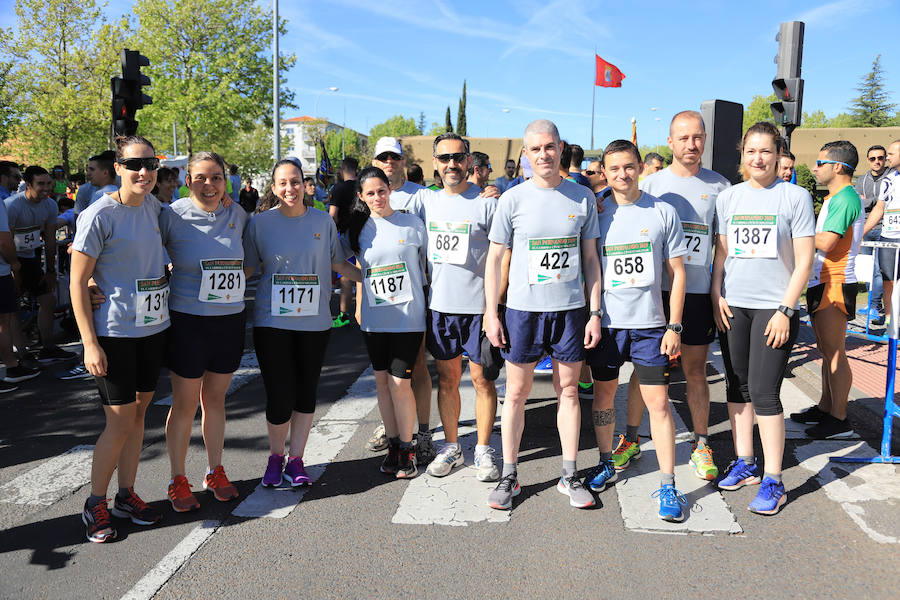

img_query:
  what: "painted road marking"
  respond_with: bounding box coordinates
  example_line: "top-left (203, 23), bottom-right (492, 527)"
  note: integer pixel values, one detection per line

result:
top-left (0, 445), bottom-right (93, 506)
top-left (392, 370), bottom-right (506, 526)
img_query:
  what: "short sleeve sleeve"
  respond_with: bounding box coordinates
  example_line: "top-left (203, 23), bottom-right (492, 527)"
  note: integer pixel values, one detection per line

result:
top-left (72, 211), bottom-right (107, 259)
top-left (242, 217), bottom-right (261, 270)
top-left (488, 196), bottom-right (513, 245)
top-left (791, 188), bottom-right (817, 238)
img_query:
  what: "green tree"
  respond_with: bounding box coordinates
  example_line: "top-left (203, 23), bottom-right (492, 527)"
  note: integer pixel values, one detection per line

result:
top-left (211, 121), bottom-right (284, 180)
top-left (369, 115), bottom-right (419, 142)
top-left (130, 0), bottom-right (296, 156)
top-left (801, 109), bottom-right (830, 128)
top-left (323, 127), bottom-right (364, 166)
top-left (0, 59), bottom-right (18, 144)
top-left (425, 122), bottom-right (444, 136)
top-left (849, 55), bottom-right (896, 127)
top-left (444, 106), bottom-right (453, 133)
top-left (417, 111), bottom-right (426, 135)
top-left (638, 144), bottom-right (672, 165)
top-left (457, 80), bottom-right (467, 136)
top-left (0, 0), bottom-right (127, 172)
top-left (743, 94), bottom-right (777, 133)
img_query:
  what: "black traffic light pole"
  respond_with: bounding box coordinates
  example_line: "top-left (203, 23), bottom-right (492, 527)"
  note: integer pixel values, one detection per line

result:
top-left (770, 21), bottom-right (805, 149)
top-left (111, 49), bottom-right (152, 137)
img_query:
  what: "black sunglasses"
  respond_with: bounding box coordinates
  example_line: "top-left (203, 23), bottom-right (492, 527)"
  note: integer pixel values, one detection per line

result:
top-left (585, 170), bottom-right (598, 176)
top-left (434, 152), bottom-right (468, 164)
top-left (869, 155), bottom-right (886, 161)
top-left (116, 157), bottom-right (160, 171)
top-left (375, 152), bottom-right (402, 162)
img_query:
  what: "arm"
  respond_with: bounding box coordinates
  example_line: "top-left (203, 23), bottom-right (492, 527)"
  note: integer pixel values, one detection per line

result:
top-left (498, 247), bottom-right (512, 305)
top-left (710, 234), bottom-right (732, 331)
top-left (332, 260), bottom-right (361, 282)
top-left (354, 281), bottom-right (362, 326)
top-left (814, 231), bottom-right (842, 253)
top-left (0, 232), bottom-right (20, 292)
top-left (42, 221), bottom-right (57, 273)
top-left (69, 250), bottom-right (106, 376)
top-left (662, 256), bottom-right (685, 356)
top-left (329, 204), bottom-right (339, 222)
top-left (580, 241), bottom-right (603, 349)
top-left (483, 241), bottom-right (506, 347)
top-left (864, 200), bottom-right (884, 236)
top-left (764, 236), bottom-right (815, 348)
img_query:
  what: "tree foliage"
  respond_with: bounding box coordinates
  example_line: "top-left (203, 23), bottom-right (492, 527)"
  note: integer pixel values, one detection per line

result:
top-left (444, 106), bottom-right (453, 133)
top-left (638, 144), bottom-right (672, 165)
top-left (210, 121), bottom-right (277, 179)
top-left (800, 109), bottom-right (856, 129)
top-left (0, 59), bottom-right (18, 144)
top-left (848, 55), bottom-right (896, 127)
top-left (743, 94), bottom-right (777, 134)
top-left (457, 80), bottom-right (467, 136)
top-left (426, 122), bottom-right (444, 136)
top-left (323, 127), bottom-right (365, 166)
top-left (417, 111), bottom-right (426, 135)
top-left (368, 115), bottom-right (419, 142)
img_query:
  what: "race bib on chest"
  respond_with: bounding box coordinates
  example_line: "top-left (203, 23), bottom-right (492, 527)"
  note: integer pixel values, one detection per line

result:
top-left (14, 226), bottom-right (41, 252)
top-left (527, 236), bottom-right (579, 284)
top-left (366, 262), bottom-right (413, 306)
top-left (728, 214), bottom-right (777, 258)
top-left (884, 208), bottom-right (900, 233)
top-left (270, 274), bottom-right (319, 316)
top-left (135, 277), bottom-right (169, 327)
top-left (603, 241), bottom-right (654, 289)
top-left (199, 259), bottom-right (244, 303)
top-left (681, 221), bottom-right (710, 265)
top-left (427, 221), bottom-right (470, 264)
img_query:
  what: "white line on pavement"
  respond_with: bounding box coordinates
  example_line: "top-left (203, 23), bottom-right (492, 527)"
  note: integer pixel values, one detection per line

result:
top-left (0, 445), bottom-right (94, 506)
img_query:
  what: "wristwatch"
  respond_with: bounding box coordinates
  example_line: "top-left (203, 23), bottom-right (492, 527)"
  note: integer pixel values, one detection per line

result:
top-left (777, 305), bottom-right (795, 318)
top-left (589, 309), bottom-right (604, 318)
top-left (666, 322), bottom-right (683, 334)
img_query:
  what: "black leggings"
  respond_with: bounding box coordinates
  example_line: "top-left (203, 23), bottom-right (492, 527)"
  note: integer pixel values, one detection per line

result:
top-left (253, 327), bottom-right (331, 424)
top-left (721, 306), bottom-right (799, 416)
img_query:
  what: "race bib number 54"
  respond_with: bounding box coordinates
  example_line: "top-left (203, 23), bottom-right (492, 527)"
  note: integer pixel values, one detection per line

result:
top-left (528, 236), bottom-right (579, 284)
top-left (728, 214), bottom-right (777, 258)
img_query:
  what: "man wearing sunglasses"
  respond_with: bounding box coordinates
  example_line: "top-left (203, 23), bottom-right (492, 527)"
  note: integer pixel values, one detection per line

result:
top-left (864, 140), bottom-right (900, 328)
top-left (855, 145), bottom-right (890, 322)
top-left (584, 159), bottom-right (608, 196)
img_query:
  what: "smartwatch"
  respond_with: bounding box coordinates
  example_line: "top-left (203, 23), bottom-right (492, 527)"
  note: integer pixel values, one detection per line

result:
top-left (666, 322), bottom-right (683, 334)
top-left (777, 305), bottom-right (795, 318)
top-left (589, 309), bottom-right (603, 318)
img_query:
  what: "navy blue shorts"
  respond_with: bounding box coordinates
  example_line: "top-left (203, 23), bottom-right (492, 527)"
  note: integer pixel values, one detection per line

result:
top-left (426, 310), bottom-right (482, 364)
top-left (500, 307), bottom-right (585, 365)
top-left (586, 327), bottom-right (669, 385)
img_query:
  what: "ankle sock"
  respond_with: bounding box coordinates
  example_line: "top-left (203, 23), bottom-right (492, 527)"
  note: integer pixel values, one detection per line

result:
top-left (501, 462), bottom-right (517, 478)
top-left (694, 433), bottom-right (708, 446)
top-left (87, 494), bottom-right (105, 508)
top-left (562, 459), bottom-right (577, 479)
top-left (444, 442), bottom-right (460, 451)
top-left (738, 455), bottom-right (755, 466)
top-left (418, 423), bottom-right (430, 434)
top-left (625, 425), bottom-right (640, 443)
top-left (764, 472), bottom-right (782, 483)
top-left (118, 487), bottom-right (131, 498)
top-left (475, 444), bottom-right (490, 456)
top-left (660, 472), bottom-right (675, 487)
top-left (600, 451), bottom-right (612, 463)
top-left (398, 440), bottom-right (413, 451)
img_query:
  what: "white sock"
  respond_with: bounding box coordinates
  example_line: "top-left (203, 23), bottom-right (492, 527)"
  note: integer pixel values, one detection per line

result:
top-left (475, 444), bottom-right (491, 456)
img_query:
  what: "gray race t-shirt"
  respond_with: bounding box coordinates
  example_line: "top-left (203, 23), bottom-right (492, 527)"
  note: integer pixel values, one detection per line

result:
top-left (3, 192), bottom-right (58, 259)
top-left (159, 199), bottom-right (249, 316)
top-left (408, 183), bottom-right (497, 314)
top-left (640, 167), bottom-right (730, 293)
top-left (341, 211), bottom-right (427, 333)
top-left (74, 182), bottom-right (97, 214)
top-left (389, 180), bottom-right (426, 211)
top-left (72, 194), bottom-right (170, 338)
top-left (0, 200), bottom-right (10, 277)
top-left (488, 178), bottom-right (601, 312)
top-left (91, 184), bottom-right (119, 205)
top-left (243, 206), bottom-right (343, 332)
top-left (715, 179), bottom-right (815, 309)
top-left (597, 193), bottom-right (686, 328)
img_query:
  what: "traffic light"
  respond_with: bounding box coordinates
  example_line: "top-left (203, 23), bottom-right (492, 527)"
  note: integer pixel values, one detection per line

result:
top-left (111, 48), bottom-right (152, 136)
top-left (770, 22), bottom-right (804, 135)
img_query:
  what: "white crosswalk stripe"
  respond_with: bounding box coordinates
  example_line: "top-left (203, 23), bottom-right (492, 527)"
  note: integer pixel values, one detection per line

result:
top-left (0, 445), bottom-right (93, 506)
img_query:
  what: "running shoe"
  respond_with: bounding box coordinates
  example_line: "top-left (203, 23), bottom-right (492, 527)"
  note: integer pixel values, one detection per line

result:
top-left (789, 405), bottom-right (827, 424)
top-left (578, 381), bottom-right (594, 400)
top-left (473, 446), bottom-right (500, 482)
top-left (805, 415), bottom-right (855, 440)
top-left (556, 474), bottom-right (595, 508)
top-left (689, 442), bottom-right (719, 481)
top-left (4, 363), bottom-right (40, 383)
top-left (82, 498), bottom-right (116, 543)
top-left (111, 487), bottom-right (161, 525)
top-left (533, 355), bottom-right (553, 374)
top-left (0, 380), bottom-right (16, 393)
top-left (584, 460), bottom-right (617, 492)
top-left (283, 457), bottom-right (312, 486)
top-left (331, 312), bottom-right (351, 328)
top-left (488, 473), bottom-right (520, 510)
top-left (426, 444), bottom-right (464, 477)
top-left (414, 430), bottom-right (436, 465)
top-left (396, 448), bottom-right (417, 479)
top-left (716, 458), bottom-right (761, 491)
top-left (748, 477), bottom-right (787, 515)
top-left (261, 453), bottom-right (284, 487)
top-left (380, 442), bottom-right (400, 474)
top-left (366, 423), bottom-right (388, 452)
top-left (612, 434), bottom-right (641, 470)
top-left (168, 475), bottom-right (200, 512)
top-left (652, 483), bottom-right (687, 522)
top-left (203, 466), bottom-right (239, 500)
top-left (56, 364), bottom-right (91, 380)
top-left (37, 345), bottom-right (77, 363)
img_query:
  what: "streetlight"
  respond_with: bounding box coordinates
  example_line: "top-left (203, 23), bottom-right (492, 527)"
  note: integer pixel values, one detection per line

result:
top-left (314, 86), bottom-right (339, 120)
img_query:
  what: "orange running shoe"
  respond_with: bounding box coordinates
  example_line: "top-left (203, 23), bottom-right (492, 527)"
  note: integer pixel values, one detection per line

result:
top-left (203, 466), bottom-right (239, 501)
top-left (168, 475), bottom-right (200, 512)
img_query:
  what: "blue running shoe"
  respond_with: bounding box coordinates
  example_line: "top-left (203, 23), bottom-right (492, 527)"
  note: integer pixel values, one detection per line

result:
top-left (748, 477), bottom-right (786, 515)
top-left (534, 356), bottom-right (553, 374)
top-left (716, 459), bottom-right (761, 491)
top-left (652, 483), bottom-right (687, 522)
top-left (585, 461), bottom-right (617, 492)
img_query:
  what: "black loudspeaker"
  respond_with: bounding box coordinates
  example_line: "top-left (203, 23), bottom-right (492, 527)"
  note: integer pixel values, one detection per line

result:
top-left (700, 100), bottom-right (744, 184)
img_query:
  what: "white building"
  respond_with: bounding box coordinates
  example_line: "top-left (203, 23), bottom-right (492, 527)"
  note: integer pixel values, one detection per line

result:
top-left (281, 116), bottom-right (366, 174)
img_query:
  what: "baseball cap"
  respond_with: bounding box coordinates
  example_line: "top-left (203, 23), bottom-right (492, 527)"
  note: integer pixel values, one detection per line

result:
top-left (374, 137), bottom-right (403, 158)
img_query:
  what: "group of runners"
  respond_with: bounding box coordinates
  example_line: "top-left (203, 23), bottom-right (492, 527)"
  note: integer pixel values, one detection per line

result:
top-left (61, 109), bottom-right (897, 543)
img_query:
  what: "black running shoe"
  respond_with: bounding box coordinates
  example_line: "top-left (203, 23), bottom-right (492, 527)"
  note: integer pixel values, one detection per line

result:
top-left (805, 415), bottom-right (855, 440)
top-left (3, 364), bottom-right (40, 383)
top-left (789, 405), bottom-right (827, 424)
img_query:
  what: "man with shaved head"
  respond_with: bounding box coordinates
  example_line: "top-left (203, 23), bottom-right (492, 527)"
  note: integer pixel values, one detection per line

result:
top-left (483, 119), bottom-right (604, 510)
top-left (610, 110), bottom-right (731, 483)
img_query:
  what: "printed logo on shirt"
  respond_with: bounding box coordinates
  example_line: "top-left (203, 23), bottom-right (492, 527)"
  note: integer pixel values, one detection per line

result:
top-left (700, 194), bottom-right (708, 200)
top-left (568, 214), bottom-right (576, 220)
top-left (398, 239), bottom-right (405, 244)
top-left (229, 222), bottom-right (235, 228)
top-left (314, 232), bottom-right (321, 239)
top-left (640, 228), bottom-right (649, 236)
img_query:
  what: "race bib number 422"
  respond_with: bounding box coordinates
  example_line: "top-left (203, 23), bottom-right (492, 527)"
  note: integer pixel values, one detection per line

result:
top-left (270, 274), bottom-right (319, 316)
top-left (135, 277), bottom-right (169, 327)
top-left (728, 214), bottom-right (777, 258)
top-left (603, 241), bottom-right (654, 289)
top-left (527, 236), bottom-right (579, 284)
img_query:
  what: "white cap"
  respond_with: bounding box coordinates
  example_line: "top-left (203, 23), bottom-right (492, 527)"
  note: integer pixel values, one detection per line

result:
top-left (373, 137), bottom-right (402, 157)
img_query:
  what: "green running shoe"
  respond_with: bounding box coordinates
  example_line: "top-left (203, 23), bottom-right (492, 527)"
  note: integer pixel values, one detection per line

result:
top-left (612, 434), bottom-right (641, 471)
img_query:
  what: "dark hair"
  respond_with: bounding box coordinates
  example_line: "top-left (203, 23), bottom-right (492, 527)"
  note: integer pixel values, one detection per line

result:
top-left (570, 144), bottom-right (584, 169)
top-left (643, 152), bottom-right (664, 166)
top-left (303, 176), bottom-right (314, 184)
top-left (340, 156), bottom-right (359, 174)
top-left (781, 151), bottom-right (796, 161)
top-left (559, 140), bottom-right (572, 171)
top-left (24, 165), bottom-right (49, 185)
top-left (867, 145), bottom-right (886, 157)
top-left (468, 151), bottom-right (490, 175)
top-left (114, 135), bottom-right (155, 161)
top-left (741, 121), bottom-right (784, 155)
top-left (407, 164), bottom-right (424, 185)
top-left (156, 166), bottom-right (177, 182)
top-left (0, 160), bottom-right (18, 179)
top-left (187, 151), bottom-right (226, 180)
top-left (602, 140), bottom-right (642, 166)
top-left (822, 140), bottom-right (859, 176)
top-left (505, 159), bottom-right (516, 167)
top-left (90, 152), bottom-right (116, 179)
top-left (345, 167), bottom-right (389, 252)
top-left (432, 132), bottom-right (470, 154)
top-left (229, 164), bottom-right (238, 175)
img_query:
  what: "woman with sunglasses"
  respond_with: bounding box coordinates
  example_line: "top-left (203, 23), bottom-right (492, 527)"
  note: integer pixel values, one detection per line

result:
top-left (342, 167), bottom-right (428, 478)
top-left (243, 159), bottom-right (360, 487)
top-left (156, 151), bottom-right (249, 512)
top-left (711, 121), bottom-right (815, 515)
top-left (71, 136), bottom-right (169, 543)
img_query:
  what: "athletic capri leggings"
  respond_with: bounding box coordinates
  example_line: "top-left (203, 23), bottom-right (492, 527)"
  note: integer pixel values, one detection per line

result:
top-left (253, 327), bottom-right (331, 424)
top-left (721, 306), bottom-right (799, 416)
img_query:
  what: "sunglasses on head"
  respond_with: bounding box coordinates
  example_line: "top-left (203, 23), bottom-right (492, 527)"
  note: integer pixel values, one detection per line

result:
top-left (116, 157), bottom-right (160, 171)
top-left (869, 155), bottom-right (886, 161)
top-left (375, 152), bottom-right (401, 162)
top-left (816, 159), bottom-right (854, 170)
top-left (434, 152), bottom-right (468, 164)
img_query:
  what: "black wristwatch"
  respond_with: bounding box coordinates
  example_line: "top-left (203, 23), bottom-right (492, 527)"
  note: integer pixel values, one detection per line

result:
top-left (666, 322), bottom-right (683, 334)
top-left (777, 305), bottom-right (795, 318)
top-left (589, 309), bottom-right (603, 318)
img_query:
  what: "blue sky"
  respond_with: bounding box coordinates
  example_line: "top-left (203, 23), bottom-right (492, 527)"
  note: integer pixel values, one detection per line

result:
top-left (3, 0), bottom-right (898, 150)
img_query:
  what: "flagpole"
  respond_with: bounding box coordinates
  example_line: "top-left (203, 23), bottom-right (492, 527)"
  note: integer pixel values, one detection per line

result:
top-left (590, 49), bottom-right (596, 151)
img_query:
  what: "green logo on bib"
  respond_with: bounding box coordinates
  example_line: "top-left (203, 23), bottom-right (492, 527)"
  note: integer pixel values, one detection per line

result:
top-left (537, 274), bottom-right (553, 282)
top-left (143, 316), bottom-right (156, 324)
top-left (611, 279), bottom-right (626, 288)
top-left (279, 307), bottom-right (292, 314)
top-left (734, 248), bottom-right (745, 255)
top-left (207, 293), bottom-right (221, 301)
